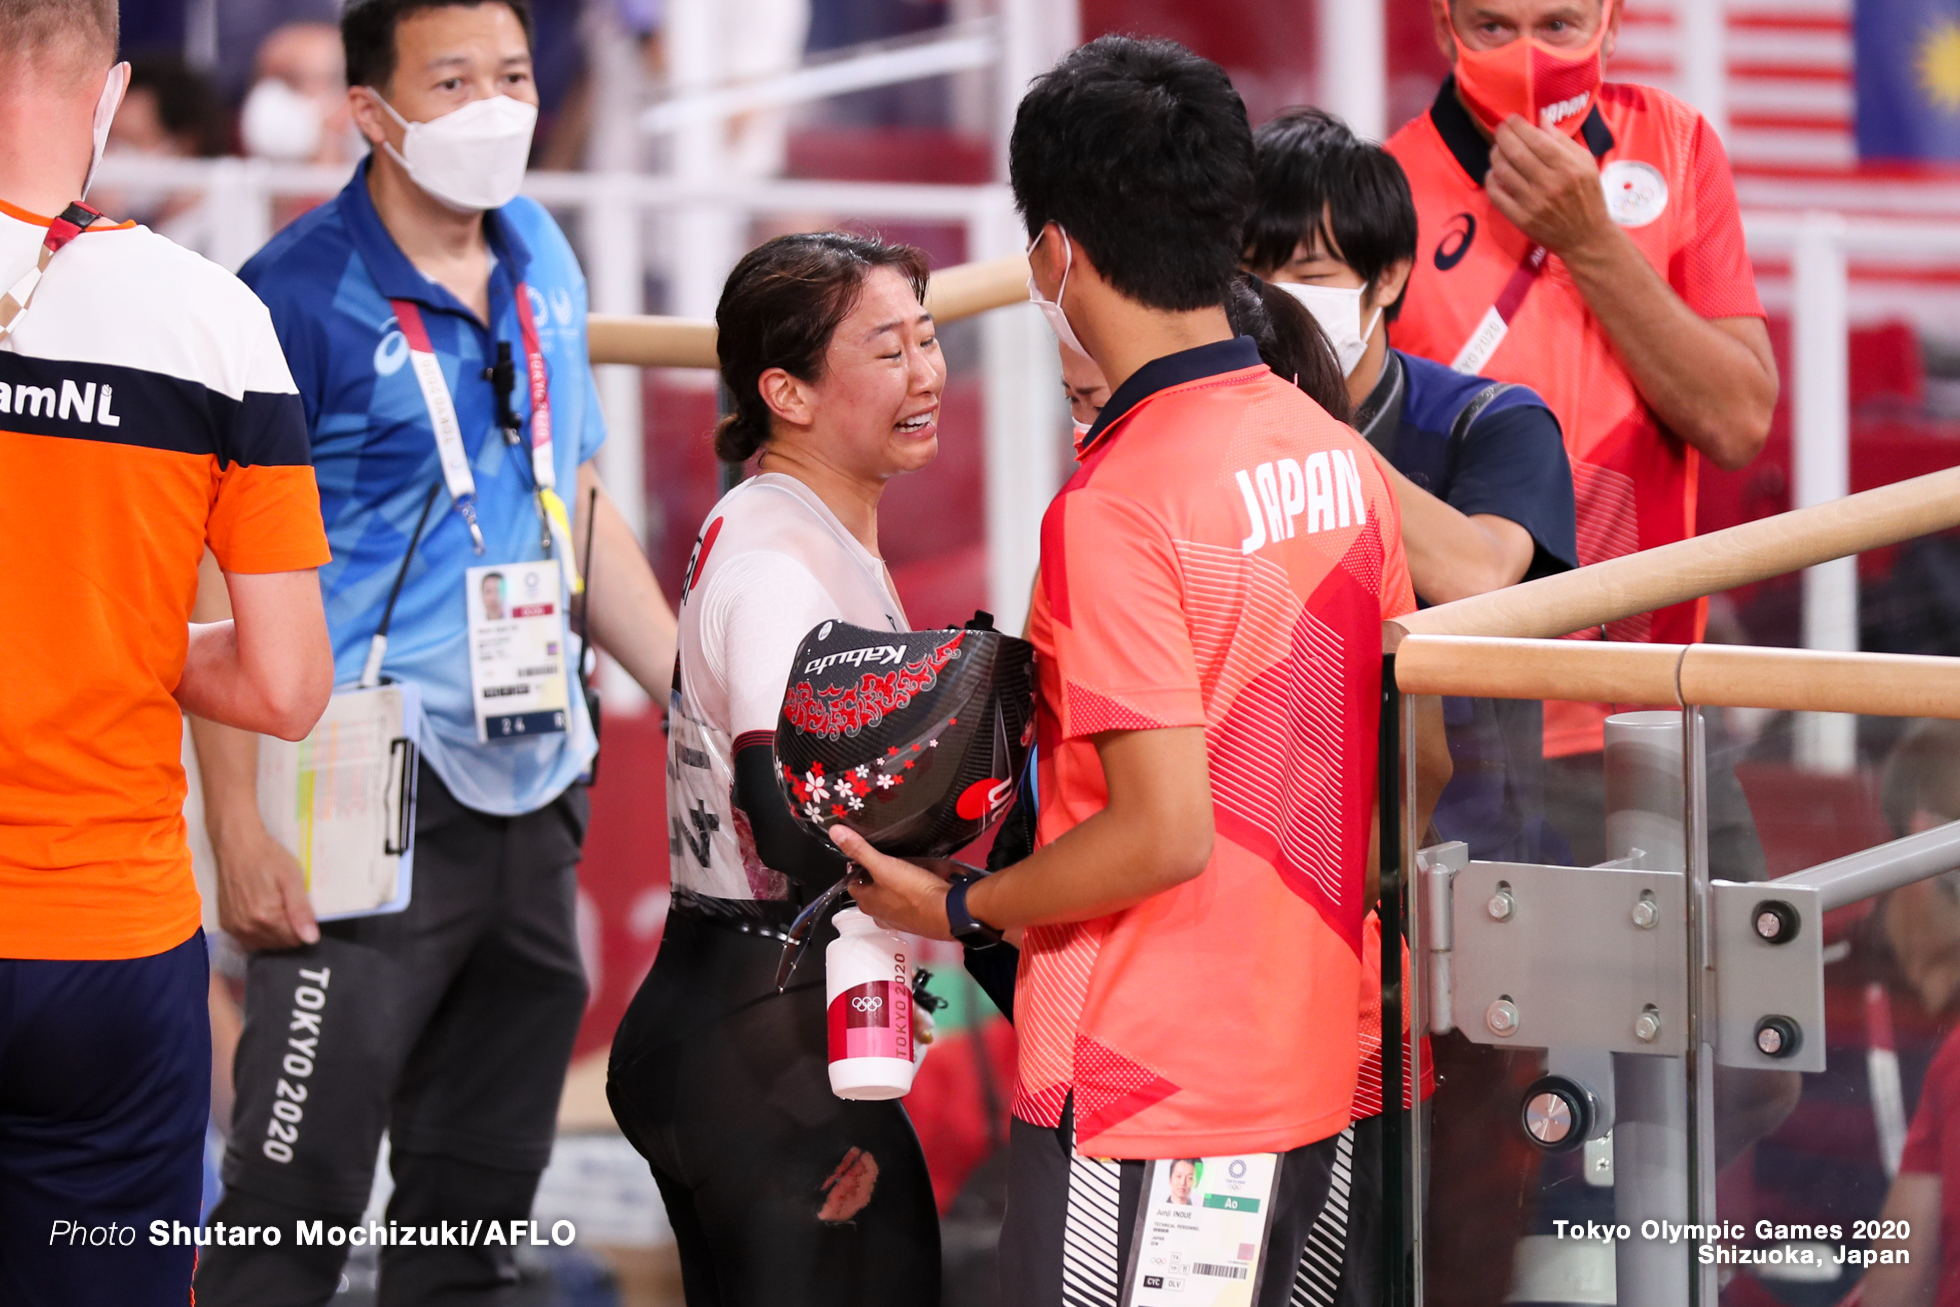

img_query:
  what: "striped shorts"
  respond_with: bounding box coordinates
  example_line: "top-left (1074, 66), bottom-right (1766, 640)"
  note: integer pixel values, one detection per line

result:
top-left (997, 1098), bottom-right (1380, 1307)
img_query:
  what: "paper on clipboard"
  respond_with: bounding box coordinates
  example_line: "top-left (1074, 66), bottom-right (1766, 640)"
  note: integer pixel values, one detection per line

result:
top-left (257, 682), bottom-right (421, 921)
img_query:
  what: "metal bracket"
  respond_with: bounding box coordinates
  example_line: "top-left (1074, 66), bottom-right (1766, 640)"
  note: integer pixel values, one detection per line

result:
top-left (1445, 859), bottom-right (1689, 1056)
top-left (1709, 880), bottom-right (1826, 1073)
top-left (1421, 844), bottom-right (1826, 1069)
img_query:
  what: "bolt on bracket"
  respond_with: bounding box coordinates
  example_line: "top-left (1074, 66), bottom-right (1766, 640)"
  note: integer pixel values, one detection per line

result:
top-left (1710, 879), bottom-right (1825, 1073)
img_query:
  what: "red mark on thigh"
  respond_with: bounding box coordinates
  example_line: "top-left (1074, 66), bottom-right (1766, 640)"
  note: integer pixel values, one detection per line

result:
top-left (817, 1146), bottom-right (880, 1222)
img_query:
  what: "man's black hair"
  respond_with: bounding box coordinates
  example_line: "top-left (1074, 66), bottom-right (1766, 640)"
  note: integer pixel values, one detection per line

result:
top-left (342, 0), bottom-right (532, 91)
top-left (1245, 107), bottom-right (1419, 321)
top-left (1009, 36), bottom-right (1254, 313)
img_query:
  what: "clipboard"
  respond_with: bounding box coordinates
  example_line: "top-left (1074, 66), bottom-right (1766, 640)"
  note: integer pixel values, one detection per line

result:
top-left (256, 682), bottom-right (421, 921)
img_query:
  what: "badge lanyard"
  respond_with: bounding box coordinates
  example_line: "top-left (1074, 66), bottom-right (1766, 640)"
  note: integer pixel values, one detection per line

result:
top-left (1449, 242), bottom-right (1547, 376)
top-left (0, 202), bottom-right (105, 346)
top-left (388, 289), bottom-right (583, 599)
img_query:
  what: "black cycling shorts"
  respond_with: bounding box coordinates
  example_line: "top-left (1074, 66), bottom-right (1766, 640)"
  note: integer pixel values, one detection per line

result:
top-left (607, 896), bottom-right (941, 1306)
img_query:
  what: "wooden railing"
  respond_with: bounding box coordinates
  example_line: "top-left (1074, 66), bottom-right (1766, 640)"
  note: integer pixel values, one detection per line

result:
top-left (1389, 465), bottom-right (1960, 644)
top-left (1391, 636), bottom-right (1960, 719)
top-left (1383, 465), bottom-right (1960, 717)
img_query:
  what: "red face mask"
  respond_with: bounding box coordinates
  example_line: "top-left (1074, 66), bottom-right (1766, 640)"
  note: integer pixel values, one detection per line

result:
top-left (1450, 3), bottom-right (1613, 137)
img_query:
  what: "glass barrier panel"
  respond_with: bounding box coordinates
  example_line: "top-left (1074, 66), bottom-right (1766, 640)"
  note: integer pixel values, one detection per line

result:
top-left (1400, 690), bottom-right (1710, 1307)
top-left (1711, 707), bottom-right (1954, 1307)
top-left (1399, 674), bottom-right (1960, 1307)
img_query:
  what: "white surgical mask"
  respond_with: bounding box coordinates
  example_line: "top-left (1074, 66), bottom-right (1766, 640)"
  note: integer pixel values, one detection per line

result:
top-left (374, 93), bottom-right (537, 213)
top-left (81, 61), bottom-right (131, 200)
top-left (243, 78), bottom-right (324, 161)
top-left (1278, 281), bottom-right (1383, 379)
top-left (1026, 225), bottom-right (1096, 371)
top-left (1072, 417), bottom-right (1093, 444)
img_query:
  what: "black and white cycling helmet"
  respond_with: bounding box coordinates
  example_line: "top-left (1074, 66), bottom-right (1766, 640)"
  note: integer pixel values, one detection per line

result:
top-left (774, 612), bottom-right (1036, 859)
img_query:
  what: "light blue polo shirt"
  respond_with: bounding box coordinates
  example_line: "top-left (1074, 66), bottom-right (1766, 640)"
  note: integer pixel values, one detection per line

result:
top-left (240, 158), bottom-right (604, 816)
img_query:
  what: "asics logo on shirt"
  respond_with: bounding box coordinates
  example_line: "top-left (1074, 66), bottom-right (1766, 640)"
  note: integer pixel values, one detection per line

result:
top-left (374, 329), bottom-right (409, 376)
top-left (1434, 212), bottom-right (1476, 272)
top-left (0, 377), bottom-right (123, 426)
top-left (1234, 450), bottom-right (1368, 555)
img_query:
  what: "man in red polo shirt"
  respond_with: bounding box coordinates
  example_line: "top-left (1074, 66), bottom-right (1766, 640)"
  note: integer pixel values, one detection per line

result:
top-left (841, 35), bottom-right (1446, 1307)
top-left (1387, 0), bottom-right (1778, 857)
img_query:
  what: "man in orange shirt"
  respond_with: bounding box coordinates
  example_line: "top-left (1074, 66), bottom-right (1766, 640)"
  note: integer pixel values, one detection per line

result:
top-left (1387, 0), bottom-right (1778, 862)
top-left (843, 35), bottom-right (1446, 1307)
top-left (0, 2), bottom-right (332, 1302)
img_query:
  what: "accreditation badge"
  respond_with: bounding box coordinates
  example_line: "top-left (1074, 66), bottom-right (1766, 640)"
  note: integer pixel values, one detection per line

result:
top-left (466, 560), bottom-right (570, 743)
top-left (1122, 1153), bottom-right (1280, 1307)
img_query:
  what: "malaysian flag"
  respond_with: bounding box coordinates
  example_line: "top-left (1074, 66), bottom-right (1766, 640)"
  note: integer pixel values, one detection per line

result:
top-left (1857, 0), bottom-right (1960, 159)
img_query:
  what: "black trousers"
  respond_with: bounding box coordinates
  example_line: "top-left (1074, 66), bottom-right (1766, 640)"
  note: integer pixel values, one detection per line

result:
top-left (607, 902), bottom-right (941, 1307)
top-left (196, 764), bottom-right (589, 1307)
top-left (1311, 1115), bottom-right (1380, 1307)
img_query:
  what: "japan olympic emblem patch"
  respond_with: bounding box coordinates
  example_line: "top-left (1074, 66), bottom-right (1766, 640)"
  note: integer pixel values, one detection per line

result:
top-left (1601, 160), bottom-right (1668, 229)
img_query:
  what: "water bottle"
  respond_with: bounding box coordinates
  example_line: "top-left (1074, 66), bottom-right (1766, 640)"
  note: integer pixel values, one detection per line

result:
top-left (826, 908), bottom-right (918, 1100)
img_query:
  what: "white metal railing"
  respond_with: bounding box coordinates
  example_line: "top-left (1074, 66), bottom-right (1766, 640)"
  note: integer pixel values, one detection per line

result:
top-left (1318, 1), bottom-right (1386, 142)
top-left (1673, 0), bottom-right (1729, 140)
top-left (637, 21), bottom-right (1002, 136)
top-left (88, 156), bottom-right (1010, 253)
top-left (1743, 212), bottom-right (1960, 770)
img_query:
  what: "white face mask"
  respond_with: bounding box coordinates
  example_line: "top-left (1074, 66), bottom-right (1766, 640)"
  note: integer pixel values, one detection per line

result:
top-left (1278, 281), bottom-right (1383, 379)
top-left (1026, 225), bottom-right (1096, 370)
top-left (81, 61), bottom-right (131, 201)
top-left (243, 78), bottom-right (324, 161)
top-left (374, 93), bottom-right (537, 213)
top-left (1072, 417), bottom-right (1093, 443)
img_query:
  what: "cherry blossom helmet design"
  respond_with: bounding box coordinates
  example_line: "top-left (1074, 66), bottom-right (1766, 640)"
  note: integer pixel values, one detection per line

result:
top-left (774, 612), bottom-right (1036, 858)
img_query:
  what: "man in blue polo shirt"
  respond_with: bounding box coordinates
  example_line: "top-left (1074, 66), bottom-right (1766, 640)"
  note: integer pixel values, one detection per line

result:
top-left (1246, 105), bottom-right (1578, 865)
top-left (193, 0), bottom-right (676, 1300)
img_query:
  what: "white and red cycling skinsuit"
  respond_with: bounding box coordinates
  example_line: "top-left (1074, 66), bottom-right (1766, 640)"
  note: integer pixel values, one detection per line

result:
top-left (610, 470), bottom-right (941, 1305)
top-left (666, 471), bottom-right (908, 901)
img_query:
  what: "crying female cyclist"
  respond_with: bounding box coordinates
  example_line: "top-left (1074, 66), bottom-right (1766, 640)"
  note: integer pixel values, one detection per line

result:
top-left (606, 232), bottom-right (944, 1305)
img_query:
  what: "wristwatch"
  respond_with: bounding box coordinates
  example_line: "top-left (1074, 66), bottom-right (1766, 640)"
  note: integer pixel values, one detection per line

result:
top-left (945, 873), bottom-right (1004, 949)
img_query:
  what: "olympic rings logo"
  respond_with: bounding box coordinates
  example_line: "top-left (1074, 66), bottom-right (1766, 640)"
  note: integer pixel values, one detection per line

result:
top-left (851, 996), bottom-right (884, 1013)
